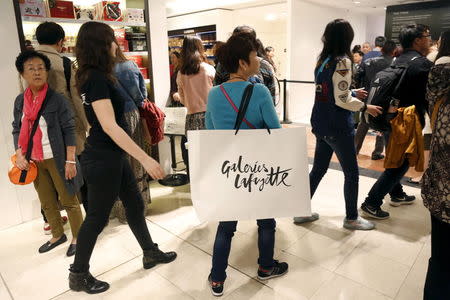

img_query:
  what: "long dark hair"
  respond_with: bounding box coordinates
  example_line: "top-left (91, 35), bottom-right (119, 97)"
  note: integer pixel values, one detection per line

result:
top-left (75, 22), bottom-right (117, 92)
top-left (179, 36), bottom-right (206, 75)
top-left (436, 30), bottom-right (450, 61)
top-left (318, 19), bottom-right (354, 64)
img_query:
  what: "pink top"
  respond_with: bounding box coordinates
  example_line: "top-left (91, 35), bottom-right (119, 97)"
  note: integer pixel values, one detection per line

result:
top-left (176, 62), bottom-right (216, 114)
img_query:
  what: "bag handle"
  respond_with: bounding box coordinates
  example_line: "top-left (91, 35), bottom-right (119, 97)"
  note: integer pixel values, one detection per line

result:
top-left (19, 89), bottom-right (53, 183)
top-left (234, 84), bottom-right (254, 134)
top-left (24, 89), bottom-right (53, 161)
top-left (220, 84), bottom-right (256, 129)
top-left (220, 84), bottom-right (271, 135)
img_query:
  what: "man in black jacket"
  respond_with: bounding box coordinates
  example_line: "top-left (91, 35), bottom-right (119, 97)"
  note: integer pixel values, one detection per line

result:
top-left (361, 24), bottom-right (433, 220)
top-left (354, 40), bottom-right (397, 160)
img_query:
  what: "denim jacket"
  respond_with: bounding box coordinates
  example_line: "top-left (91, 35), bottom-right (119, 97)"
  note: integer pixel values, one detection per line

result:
top-left (114, 61), bottom-right (148, 113)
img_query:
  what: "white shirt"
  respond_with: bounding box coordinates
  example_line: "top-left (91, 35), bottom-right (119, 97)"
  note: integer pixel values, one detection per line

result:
top-left (21, 114), bottom-right (53, 159)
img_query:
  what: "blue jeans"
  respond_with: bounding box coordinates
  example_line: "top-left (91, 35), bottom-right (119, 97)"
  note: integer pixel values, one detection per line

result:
top-left (210, 219), bottom-right (276, 282)
top-left (309, 133), bottom-right (359, 220)
top-left (363, 131), bottom-right (408, 208)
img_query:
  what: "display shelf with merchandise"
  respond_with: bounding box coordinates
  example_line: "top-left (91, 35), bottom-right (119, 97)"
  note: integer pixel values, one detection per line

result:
top-left (22, 16), bottom-right (146, 27)
top-left (61, 51), bottom-right (149, 57)
top-left (13, 0), bottom-right (155, 100)
top-left (168, 25), bottom-right (217, 63)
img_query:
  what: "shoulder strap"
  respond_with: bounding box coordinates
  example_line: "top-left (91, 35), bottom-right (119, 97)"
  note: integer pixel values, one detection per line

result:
top-left (62, 56), bottom-right (71, 93)
top-left (24, 89), bottom-right (53, 161)
top-left (220, 84), bottom-right (256, 130)
top-left (234, 84), bottom-right (254, 134)
top-left (391, 56), bottom-right (419, 100)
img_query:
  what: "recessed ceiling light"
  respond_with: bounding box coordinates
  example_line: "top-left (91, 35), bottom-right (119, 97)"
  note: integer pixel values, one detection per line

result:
top-left (354, 1), bottom-right (361, 4)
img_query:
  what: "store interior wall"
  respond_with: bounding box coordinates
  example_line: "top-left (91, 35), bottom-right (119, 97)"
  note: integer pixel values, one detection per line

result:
top-left (167, 4), bottom-right (288, 78)
top-left (231, 3), bottom-right (288, 79)
top-left (366, 13), bottom-right (387, 46)
top-left (287, 0), bottom-right (383, 124)
top-left (147, 0), bottom-right (173, 174)
top-left (0, 0), bottom-right (39, 230)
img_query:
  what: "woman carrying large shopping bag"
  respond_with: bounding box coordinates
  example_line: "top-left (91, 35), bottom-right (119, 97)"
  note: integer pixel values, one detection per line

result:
top-left (205, 32), bottom-right (287, 297)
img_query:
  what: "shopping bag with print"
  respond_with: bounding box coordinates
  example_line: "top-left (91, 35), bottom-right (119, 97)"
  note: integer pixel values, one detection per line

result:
top-left (188, 125), bottom-right (311, 221)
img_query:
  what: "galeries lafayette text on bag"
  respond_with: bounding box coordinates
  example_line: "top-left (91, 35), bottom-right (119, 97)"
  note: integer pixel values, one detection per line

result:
top-left (221, 155), bottom-right (292, 193)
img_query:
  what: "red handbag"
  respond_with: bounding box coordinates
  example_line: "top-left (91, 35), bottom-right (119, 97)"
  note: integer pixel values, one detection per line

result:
top-left (139, 100), bottom-right (165, 145)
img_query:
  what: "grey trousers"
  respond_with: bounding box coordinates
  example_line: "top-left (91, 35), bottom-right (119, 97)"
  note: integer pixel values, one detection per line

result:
top-left (354, 117), bottom-right (385, 156)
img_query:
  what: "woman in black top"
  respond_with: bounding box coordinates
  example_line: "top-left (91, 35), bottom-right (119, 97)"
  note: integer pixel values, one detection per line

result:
top-left (68, 22), bottom-right (177, 294)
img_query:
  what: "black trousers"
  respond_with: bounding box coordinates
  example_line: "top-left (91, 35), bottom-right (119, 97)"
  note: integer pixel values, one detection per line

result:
top-left (354, 117), bottom-right (384, 156)
top-left (424, 214), bottom-right (450, 300)
top-left (72, 149), bottom-right (155, 272)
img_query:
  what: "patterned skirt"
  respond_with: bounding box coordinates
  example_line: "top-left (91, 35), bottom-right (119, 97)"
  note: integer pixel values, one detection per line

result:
top-left (110, 108), bottom-right (152, 223)
top-left (185, 112), bottom-right (206, 133)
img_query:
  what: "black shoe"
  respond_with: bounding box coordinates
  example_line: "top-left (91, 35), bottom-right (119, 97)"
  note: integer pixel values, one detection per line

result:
top-left (257, 260), bottom-right (289, 280)
top-left (371, 154), bottom-right (385, 160)
top-left (69, 268), bottom-right (110, 294)
top-left (208, 274), bottom-right (224, 297)
top-left (66, 244), bottom-right (76, 257)
top-left (142, 244), bottom-right (177, 269)
top-left (38, 234), bottom-right (67, 253)
top-left (361, 203), bottom-right (390, 220)
top-left (390, 193), bottom-right (416, 207)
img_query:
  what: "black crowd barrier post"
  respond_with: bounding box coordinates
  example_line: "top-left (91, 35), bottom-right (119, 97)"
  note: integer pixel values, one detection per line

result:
top-left (281, 79), bottom-right (292, 124)
top-left (280, 79), bottom-right (315, 125)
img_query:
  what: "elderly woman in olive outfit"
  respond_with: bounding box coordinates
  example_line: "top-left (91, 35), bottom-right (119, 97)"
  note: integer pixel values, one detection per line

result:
top-left (13, 51), bottom-right (83, 257)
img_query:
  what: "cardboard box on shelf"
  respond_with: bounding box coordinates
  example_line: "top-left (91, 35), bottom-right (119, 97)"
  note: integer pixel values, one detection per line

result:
top-left (94, 1), bottom-right (123, 22)
top-left (74, 5), bottom-right (95, 20)
top-left (19, 0), bottom-right (47, 17)
top-left (113, 28), bottom-right (129, 52)
top-left (48, 0), bottom-right (75, 19)
top-left (124, 8), bottom-right (144, 24)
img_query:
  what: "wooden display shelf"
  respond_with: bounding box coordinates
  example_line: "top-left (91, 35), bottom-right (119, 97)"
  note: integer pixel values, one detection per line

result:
top-left (22, 16), bottom-right (146, 27)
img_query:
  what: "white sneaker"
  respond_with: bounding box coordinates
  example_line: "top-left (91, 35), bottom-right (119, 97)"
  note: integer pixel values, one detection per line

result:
top-left (343, 217), bottom-right (375, 231)
top-left (293, 212), bottom-right (319, 224)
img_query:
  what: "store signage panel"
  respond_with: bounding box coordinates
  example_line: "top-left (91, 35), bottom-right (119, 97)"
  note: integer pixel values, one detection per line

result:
top-left (385, 0), bottom-right (450, 42)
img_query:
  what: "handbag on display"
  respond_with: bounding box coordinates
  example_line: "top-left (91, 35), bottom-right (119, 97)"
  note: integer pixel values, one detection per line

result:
top-left (9, 90), bottom-right (51, 185)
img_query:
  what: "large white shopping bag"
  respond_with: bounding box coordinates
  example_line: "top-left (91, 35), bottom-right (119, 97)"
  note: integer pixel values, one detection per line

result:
top-left (188, 127), bottom-right (311, 221)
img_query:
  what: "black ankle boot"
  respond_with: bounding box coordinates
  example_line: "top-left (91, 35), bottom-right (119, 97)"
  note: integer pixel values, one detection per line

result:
top-left (143, 244), bottom-right (177, 269)
top-left (69, 267), bottom-right (110, 294)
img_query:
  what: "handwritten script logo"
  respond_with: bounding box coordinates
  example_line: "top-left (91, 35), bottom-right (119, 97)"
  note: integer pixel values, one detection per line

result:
top-left (221, 156), bottom-right (292, 192)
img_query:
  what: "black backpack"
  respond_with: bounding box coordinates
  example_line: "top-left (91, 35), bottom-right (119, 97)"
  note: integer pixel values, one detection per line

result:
top-left (62, 56), bottom-right (72, 93)
top-left (366, 56), bottom-right (417, 131)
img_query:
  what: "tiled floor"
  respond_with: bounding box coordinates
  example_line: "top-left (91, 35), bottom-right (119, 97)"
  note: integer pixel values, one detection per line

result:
top-left (0, 166), bottom-right (430, 300)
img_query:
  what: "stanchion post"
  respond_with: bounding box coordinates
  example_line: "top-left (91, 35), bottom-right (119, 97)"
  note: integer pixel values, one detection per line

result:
top-left (281, 79), bottom-right (292, 124)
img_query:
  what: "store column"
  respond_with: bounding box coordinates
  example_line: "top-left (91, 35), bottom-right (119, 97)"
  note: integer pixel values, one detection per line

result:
top-left (0, 0), bottom-right (32, 229)
top-left (147, 0), bottom-right (173, 174)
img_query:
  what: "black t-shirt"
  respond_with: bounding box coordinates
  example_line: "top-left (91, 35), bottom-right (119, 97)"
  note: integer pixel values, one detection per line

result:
top-left (80, 69), bottom-right (128, 151)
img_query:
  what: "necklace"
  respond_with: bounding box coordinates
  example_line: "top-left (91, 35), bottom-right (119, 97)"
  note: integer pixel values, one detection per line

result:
top-left (229, 75), bottom-right (248, 82)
